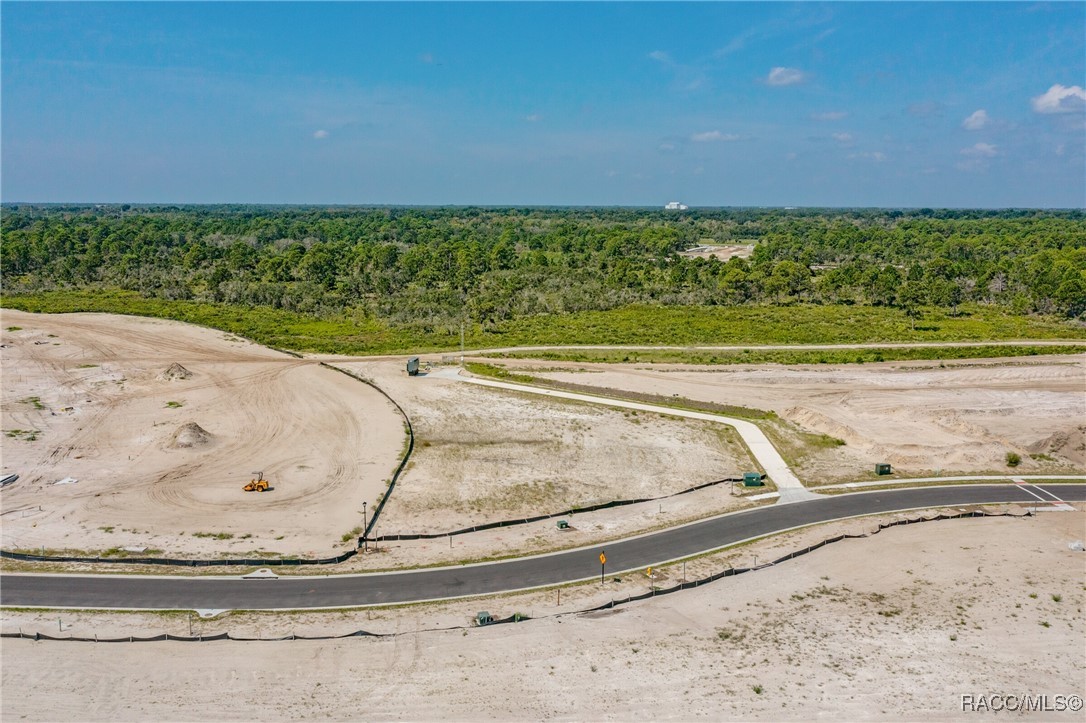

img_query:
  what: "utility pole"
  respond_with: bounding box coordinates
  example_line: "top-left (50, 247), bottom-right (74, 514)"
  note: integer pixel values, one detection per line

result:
top-left (460, 320), bottom-right (465, 363)
top-left (362, 501), bottom-right (368, 553)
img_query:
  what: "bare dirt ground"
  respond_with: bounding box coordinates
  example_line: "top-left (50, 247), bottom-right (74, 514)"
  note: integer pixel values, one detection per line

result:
top-left (518, 356), bottom-right (1086, 485)
top-left (3, 509), bottom-right (1082, 721)
top-left (333, 361), bottom-right (758, 538)
top-left (678, 243), bottom-right (755, 261)
top-left (0, 310), bottom-right (404, 557)
top-left (0, 310), bottom-right (760, 564)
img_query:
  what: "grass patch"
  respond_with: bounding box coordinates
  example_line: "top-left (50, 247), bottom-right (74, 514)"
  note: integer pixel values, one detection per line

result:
top-left (1006, 452), bottom-right (1022, 467)
top-left (3, 290), bottom-right (1084, 357)
top-left (489, 344), bottom-right (1086, 365)
top-left (759, 419), bottom-right (840, 467)
top-left (463, 361), bottom-right (535, 383)
top-left (341, 527), bottom-right (364, 544)
top-left (192, 532), bottom-right (234, 540)
top-left (500, 376), bottom-right (776, 421)
top-left (164, 400), bottom-right (184, 408)
top-left (20, 396), bottom-right (45, 410)
top-left (5, 326), bottom-right (22, 331)
top-left (4, 429), bottom-right (40, 441)
top-left (75, 363), bottom-right (99, 369)
top-left (811, 433), bottom-right (847, 448)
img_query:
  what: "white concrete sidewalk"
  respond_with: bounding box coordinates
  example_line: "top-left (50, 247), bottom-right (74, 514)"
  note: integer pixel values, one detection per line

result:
top-left (456, 374), bottom-right (818, 503)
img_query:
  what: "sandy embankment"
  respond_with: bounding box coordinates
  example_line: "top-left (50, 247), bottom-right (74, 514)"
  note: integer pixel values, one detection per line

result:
top-left (2, 511), bottom-right (1082, 721)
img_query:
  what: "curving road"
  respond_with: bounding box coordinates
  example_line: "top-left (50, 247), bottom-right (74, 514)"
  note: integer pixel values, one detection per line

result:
top-left (2, 484), bottom-right (1080, 611)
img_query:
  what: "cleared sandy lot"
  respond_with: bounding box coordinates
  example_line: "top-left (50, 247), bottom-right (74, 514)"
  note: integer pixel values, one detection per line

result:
top-left (678, 243), bottom-right (755, 261)
top-left (0, 310), bottom-right (404, 556)
top-left (522, 356), bottom-right (1086, 485)
top-left (333, 361), bottom-right (759, 536)
top-left (1, 310), bottom-right (760, 562)
top-left (3, 510), bottom-right (1081, 720)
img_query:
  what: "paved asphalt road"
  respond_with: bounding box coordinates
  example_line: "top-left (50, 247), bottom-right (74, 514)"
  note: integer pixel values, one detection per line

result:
top-left (2, 484), bottom-right (1081, 611)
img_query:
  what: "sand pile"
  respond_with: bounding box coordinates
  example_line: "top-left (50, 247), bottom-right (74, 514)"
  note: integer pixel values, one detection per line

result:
top-left (158, 363), bottom-right (193, 381)
top-left (169, 422), bottom-right (213, 449)
top-left (1028, 427), bottom-right (1086, 465)
top-left (784, 406), bottom-right (866, 448)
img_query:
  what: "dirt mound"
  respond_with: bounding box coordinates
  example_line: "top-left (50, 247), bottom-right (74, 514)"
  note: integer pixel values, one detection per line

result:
top-left (169, 422), bottom-right (213, 449)
top-left (158, 363), bottom-right (193, 381)
top-left (1027, 426), bottom-right (1086, 465)
top-left (783, 406), bottom-right (867, 448)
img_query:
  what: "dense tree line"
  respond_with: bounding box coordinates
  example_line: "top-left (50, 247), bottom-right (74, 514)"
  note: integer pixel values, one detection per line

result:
top-left (2, 205), bottom-right (1084, 330)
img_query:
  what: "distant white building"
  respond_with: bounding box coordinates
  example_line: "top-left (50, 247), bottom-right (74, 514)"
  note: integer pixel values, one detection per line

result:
top-left (664, 201), bottom-right (688, 210)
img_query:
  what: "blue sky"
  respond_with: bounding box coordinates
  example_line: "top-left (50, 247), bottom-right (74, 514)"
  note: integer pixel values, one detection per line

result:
top-left (2, 2), bottom-right (1084, 207)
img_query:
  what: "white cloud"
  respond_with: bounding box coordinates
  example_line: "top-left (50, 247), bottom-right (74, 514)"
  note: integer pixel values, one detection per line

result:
top-left (766, 67), bottom-right (806, 87)
top-left (658, 142), bottom-right (677, 153)
top-left (848, 151), bottom-right (887, 162)
top-left (1031, 84), bottom-right (1086, 114)
top-left (648, 50), bottom-right (672, 64)
top-left (960, 142), bottom-right (998, 158)
top-left (811, 111), bottom-right (847, 121)
top-left (313, 129), bottom-right (329, 139)
top-left (961, 109), bottom-right (990, 130)
top-left (831, 132), bottom-right (853, 144)
top-left (524, 114), bottom-right (541, 122)
top-left (691, 131), bottom-right (741, 142)
top-left (418, 53), bottom-right (434, 65)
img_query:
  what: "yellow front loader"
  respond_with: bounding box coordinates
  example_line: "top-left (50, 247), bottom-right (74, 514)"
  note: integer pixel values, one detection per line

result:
top-left (243, 471), bottom-right (270, 492)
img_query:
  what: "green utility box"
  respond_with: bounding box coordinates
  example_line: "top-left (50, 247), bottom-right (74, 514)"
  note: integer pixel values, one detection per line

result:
top-left (743, 472), bottom-right (764, 487)
top-left (476, 611), bottom-right (494, 626)
top-left (556, 519), bottom-right (570, 530)
top-left (875, 463), bottom-right (892, 476)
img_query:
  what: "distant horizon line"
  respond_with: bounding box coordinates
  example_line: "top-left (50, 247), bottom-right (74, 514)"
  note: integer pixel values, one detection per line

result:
top-left (3, 202), bottom-right (1084, 212)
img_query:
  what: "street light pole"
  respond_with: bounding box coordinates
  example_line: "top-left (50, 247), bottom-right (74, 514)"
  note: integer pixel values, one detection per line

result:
top-left (362, 501), bottom-right (368, 553)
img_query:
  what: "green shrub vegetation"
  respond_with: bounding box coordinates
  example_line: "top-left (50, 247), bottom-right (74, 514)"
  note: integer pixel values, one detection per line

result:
top-left (3, 290), bottom-right (1083, 358)
top-left (2, 206), bottom-right (1084, 356)
top-left (491, 343), bottom-right (1086, 366)
top-left (463, 361), bottom-right (536, 384)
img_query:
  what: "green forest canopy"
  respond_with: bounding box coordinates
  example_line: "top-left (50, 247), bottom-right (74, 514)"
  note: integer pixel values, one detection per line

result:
top-left (2, 205), bottom-right (1084, 353)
